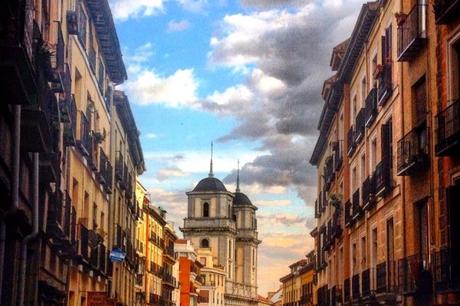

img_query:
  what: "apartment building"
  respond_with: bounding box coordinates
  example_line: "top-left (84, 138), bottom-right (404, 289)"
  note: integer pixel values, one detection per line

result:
top-left (310, 0), bottom-right (460, 305)
top-left (280, 252), bottom-right (315, 306)
top-left (135, 181), bottom-right (149, 305)
top-left (176, 239), bottom-right (203, 306)
top-left (163, 223), bottom-right (179, 306)
top-left (145, 204), bottom-right (167, 305)
top-left (196, 247), bottom-right (227, 306)
top-left (109, 90), bottom-right (145, 305)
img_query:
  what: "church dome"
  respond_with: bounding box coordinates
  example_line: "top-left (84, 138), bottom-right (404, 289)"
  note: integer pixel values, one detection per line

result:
top-left (193, 177), bottom-right (227, 192)
top-left (233, 192), bottom-right (252, 206)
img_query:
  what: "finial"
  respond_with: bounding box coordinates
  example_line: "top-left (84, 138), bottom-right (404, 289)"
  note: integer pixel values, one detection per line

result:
top-left (236, 160), bottom-right (240, 192)
top-left (209, 142), bottom-right (214, 177)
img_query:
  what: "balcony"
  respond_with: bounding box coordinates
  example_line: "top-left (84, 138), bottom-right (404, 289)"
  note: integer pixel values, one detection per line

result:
top-left (397, 4), bottom-right (427, 61)
top-left (398, 253), bottom-right (431, 295)
top-left (433, 248), bottom-right (460, 292)
top-left (362, 176), bottom-right (376, 210)
top-left (352, 274), bottom-right (361, 300)
top-left (377, 64), bottom-right (392, 106)
top-left (77, 224), bottom-right (90, 262)
top-left (98, 148), bottom-right (113, 194)
top-left (347, 126), bottom-right (355, 156)
top-left (374, 160), bottom-right (391, 197)
top-left (397, 121), bottom-right (429, 176)
top-left (352, 189), bottom-right (363, 221)
top-left (324, 156), bottom-right (334, 191)
top-left (332, 141), bottom-right (343, 171)
top-left (344, 278), bottom-right (350, 303)
top-left (62, 95), bottom-right (77, 147)
top-left (77, 112), bottom-right (92, 157)
top-left (47, 191), bottom-right (64, 242)
top-left (434, 0), bottom-right (460, 24)
top-left (365, 88), bottom-right (378, 127)
top-left (435, 99), bottom-right (460, 156)
top-left (361, 269), bottom-right (371, 298)
top-left (354, 108), bottom-right (365, 144)
top-left (115, 152), bottom-right (126, 189)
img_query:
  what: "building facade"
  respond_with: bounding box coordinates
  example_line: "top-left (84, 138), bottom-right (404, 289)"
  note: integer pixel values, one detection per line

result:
top-left (310, 0), bottom-right (460, 305)
top-left (176, 239), bottom-right (203, 306)
top-left (181, 160), bottom-right (260, 306)
top-left (163, 222), bottom-right (179, 306)
top-left (197, 247), bottom-right (227, 306)
top-left (136, 181), bottom-right (149, 305)
top-left (280, 252), bottom-right (315, 306)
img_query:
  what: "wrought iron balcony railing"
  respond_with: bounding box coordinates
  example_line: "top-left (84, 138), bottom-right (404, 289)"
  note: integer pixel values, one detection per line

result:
top-left (397, 4), bottom-right (427, 61)
top-left (98, 148), bottom-right (113, 193)
top-left (362, 176), bottom-right (376, 210)
top-left (376, 262), bottom-right (387, 294)
top-left (433, 248), bottom-right (460, 292)
top-left (365, 88), bottom-right (378, 127)
top-left (361, 268), bottom-right (371, 298)
top-left (398, 253), bottom-right (430, 295)
top-left (374, 160), bottom-right (391, 197)
top-left (435, 99), bottom-right (460, 156)
top-left (434, 0), bottom-right (460, 24)
top-left (397, 121), bottom-right (429, 176)
top-left (77, 112), bottom-right (92, 157)
top-left (344, 278), bottom-right (351, 303)
top-left (352, 273), bottom-right (361, 300)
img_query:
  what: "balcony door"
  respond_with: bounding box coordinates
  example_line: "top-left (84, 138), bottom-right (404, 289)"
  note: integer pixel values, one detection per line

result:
top-left (386, 218), bottom-right (395, 290)
top-left (447, 180), bottom-right (460, 252)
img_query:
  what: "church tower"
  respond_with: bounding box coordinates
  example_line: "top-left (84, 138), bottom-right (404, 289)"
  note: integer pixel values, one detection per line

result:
top-left (181, 148), bottom-right (260, 306)
top-left (181, 144), bottom-right (237, 281)
top-left (233, 162), bottom-right (260, 292)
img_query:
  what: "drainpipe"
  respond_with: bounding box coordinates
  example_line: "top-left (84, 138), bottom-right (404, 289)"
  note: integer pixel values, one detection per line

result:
top-left (18, 152), bottom-right (40, 306)
top-left (0, 105), bottom-right (22, 304)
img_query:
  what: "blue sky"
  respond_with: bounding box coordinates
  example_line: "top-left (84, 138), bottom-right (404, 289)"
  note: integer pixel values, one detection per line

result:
top-left (109, 0), bottom-right (366, 294)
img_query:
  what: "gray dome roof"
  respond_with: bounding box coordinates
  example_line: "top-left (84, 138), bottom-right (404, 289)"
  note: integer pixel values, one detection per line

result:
top-left (233, 192), bottom-right (252, 206)
top-left (193, 177), bottom-right (227, 192)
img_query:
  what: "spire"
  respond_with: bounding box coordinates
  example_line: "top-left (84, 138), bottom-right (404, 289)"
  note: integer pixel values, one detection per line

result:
top-left (236, 160), bottom-right (240, 192)
top-left (209, 142), bottom-right (214, 177)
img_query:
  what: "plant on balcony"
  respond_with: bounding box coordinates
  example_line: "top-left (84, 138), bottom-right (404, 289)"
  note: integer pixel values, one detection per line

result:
top-left (329, 193), bottom-right (342, 210)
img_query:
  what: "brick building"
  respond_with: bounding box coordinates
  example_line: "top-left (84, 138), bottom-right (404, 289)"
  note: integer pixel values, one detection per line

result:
top-left (310, 0), bottom-right (460, 305)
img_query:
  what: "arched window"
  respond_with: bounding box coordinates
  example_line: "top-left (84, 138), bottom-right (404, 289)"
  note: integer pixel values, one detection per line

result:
top-left (201, 238), bottom-right (209, 248)
top-left (203, 202), bottom-right (209, 217)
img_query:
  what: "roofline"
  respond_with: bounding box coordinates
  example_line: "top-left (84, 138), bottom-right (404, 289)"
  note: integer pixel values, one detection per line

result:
top-left (309, 1), bottom-right (379, 165)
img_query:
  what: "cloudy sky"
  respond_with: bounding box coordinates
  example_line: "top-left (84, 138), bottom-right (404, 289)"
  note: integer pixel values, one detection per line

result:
top-left (109, 0), bottom-right (367, 295)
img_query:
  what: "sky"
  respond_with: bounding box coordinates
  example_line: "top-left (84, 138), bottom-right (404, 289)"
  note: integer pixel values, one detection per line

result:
top-left (109, 0), bottom-right (367, 295)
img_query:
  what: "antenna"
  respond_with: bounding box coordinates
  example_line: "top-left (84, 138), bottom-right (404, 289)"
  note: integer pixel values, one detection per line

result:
top-left (236, 160), bottom-right (240, 192)
top-left (209, 142), bottom-right (214, 177)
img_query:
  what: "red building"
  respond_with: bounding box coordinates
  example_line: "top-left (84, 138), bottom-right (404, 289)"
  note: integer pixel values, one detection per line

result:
top-left (175, 239), bottom-right (203, 306)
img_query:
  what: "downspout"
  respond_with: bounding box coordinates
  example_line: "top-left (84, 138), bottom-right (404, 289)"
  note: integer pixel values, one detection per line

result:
top-left (18, 152), bottom-right (40, 306)
top-left (399, 0), bottom-right (407, 287)
top-left (0, 105), bottom-right (22, 304)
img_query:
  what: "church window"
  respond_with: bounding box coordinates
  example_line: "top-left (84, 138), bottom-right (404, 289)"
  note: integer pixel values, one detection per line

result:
top-left (203, 202), bottom-right (209, 217)
top-left (201, 238), bottom-right (209, 248)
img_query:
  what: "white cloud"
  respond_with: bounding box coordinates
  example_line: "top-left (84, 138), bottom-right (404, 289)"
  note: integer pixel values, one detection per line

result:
top-left (206, 85), bottom-right (254, 106)
top-left (156, 167), bottom-right (188, 181)
top-left (144, 132), bottom-right (158, 139)
top-left (110, 0), bottom-right (165, 20)
top-left (176, 0), bottom-right (208, 13)
top-left (255, 199), bottom-right (291, 207)
top-left (167, 19), bottom-right (191, 32)
top-left (126, 69), bottom-right (199, 107)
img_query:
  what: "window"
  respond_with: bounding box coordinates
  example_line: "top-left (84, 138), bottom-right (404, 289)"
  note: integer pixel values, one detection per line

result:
top-left (415, 201), bottom-right (428, 265)
top-left (352, 95), bottom-right (358, 120)
top-left (351, 166), bottom-right (357, 192)
top-left (77, 2), bottom-right (87, 48)
top-left (386, 218), bottom-right (395, 286)
top-left (361, 154), bottom-right (366, 182)
top-left (352, 243), bottom-right (357, 274)
top-left (202, 202), bottom-right (209, 217)
top-left (449, 39), bottom-right (460, 99)
top-left (412, 77), bottom-right (427, 126)
top-left (361, 236), bottom-right (366, 269)
top-left (201, 239), bottom-right (209, 248)
top-left (361, 76), bottom-right (367, 104)
top-left (370, 137), bottom-right (377, 172)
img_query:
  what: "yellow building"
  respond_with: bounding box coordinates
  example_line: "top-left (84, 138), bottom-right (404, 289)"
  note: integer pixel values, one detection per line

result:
top-left (135, 181), bottom-right (149, 305)
top-left (145, 203), bottom-right (166, 305)
top-left (280, 252), bottom-right (315, 306)
top-left (109, 90), bottom-right (145, 306)
top-left (196, 247), bottom-right (227, 306)
top-left (65, 0), bottom-right (127, 304)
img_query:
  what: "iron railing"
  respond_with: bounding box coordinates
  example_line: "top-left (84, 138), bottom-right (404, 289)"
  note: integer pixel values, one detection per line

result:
top-left (352, 274), bottom-right (361, 300)
top-left (434, 0), bottom-right (460, 24)
top-left (362, 269), bottom-right (371, 297)
top-left (397, 121), bottom-right (429, 176)
top-left (435, 99), bottom-right (460, 156)
top-left (433, 248), bottom-right (460, 292)
top-left (398, 253), bottom-right (430, 294)
top-left (354, 108), bottom-right (365, 143)
top-left (362, 176), bottom-right (375, 209)
top-left (377, 63), bottom-right (392, 106)
top-left (374, 160), bottom-right (391, 196)
top-left (397, 4), bottom-right (427, 61)
top-left (347, 126), bottom-right (355, 156)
